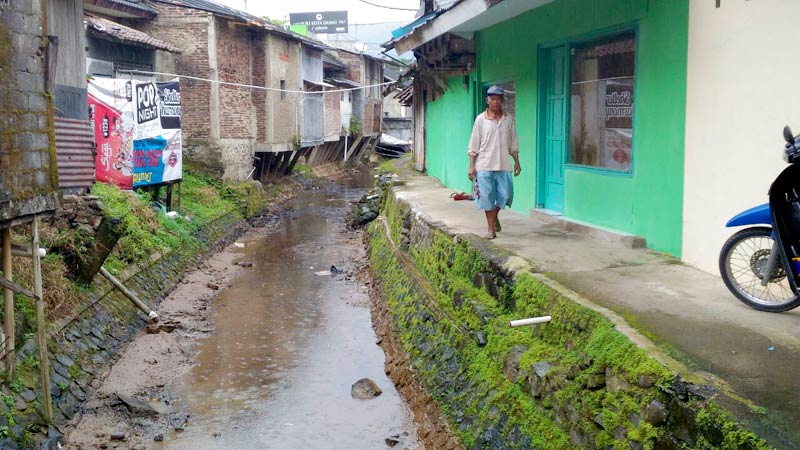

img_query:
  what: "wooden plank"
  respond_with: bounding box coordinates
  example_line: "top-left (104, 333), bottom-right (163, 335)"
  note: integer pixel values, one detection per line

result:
top-left (32, 217), bottom-right (54, 423)
top-left (0, 277), bottom-right (35, 300)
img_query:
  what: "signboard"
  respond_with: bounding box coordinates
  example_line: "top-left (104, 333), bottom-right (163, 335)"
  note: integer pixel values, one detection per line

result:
top-left (289, 11), bottom-right (348, 34)
top-left (604, 80), bottom-right (633, 129)
top-left (89, 77), bottom-right (182, 189)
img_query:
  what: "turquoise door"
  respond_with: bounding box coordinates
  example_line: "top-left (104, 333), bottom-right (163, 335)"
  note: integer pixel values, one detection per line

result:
top-left (541, 45), bottom-right (568, 213)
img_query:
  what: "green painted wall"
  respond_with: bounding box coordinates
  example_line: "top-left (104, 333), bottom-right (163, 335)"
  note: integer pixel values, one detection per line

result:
top-left (425, 0), bottom-right (689, 256)
top-left (425, 75), bottom-right (476, 194)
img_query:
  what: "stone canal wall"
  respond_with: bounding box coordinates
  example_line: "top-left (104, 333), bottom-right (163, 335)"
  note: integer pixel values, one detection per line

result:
top-left (367, 192), bottom-right (770, 450)
top-left (1, 212), bottom-right (247, 448)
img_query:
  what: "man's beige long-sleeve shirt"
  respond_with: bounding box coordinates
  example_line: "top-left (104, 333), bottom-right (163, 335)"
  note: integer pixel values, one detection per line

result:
top-left (467, 111), bottom-right (519, 172)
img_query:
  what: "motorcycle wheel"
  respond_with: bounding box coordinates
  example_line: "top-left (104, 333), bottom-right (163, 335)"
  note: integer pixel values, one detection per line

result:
top-left (719, 226), bottom-right (800, 312)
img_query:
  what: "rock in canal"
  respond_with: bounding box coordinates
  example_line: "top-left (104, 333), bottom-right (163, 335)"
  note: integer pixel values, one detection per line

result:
top-left (351, 378), bottom-right (382, 399)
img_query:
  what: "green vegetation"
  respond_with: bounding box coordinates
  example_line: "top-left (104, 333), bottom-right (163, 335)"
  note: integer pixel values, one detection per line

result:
top-left (368, 192), bottom-right (771, 450)
top-left (92, 172), bottom-right (270, 275)
top-left (349, 117), bottom-right (362, 135)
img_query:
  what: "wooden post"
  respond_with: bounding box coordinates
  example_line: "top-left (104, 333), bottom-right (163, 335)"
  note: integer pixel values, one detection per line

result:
top-left (166, 183), bottom-right (174, 211)
top-left (31, 217), bottom-right (53, 423)
top-left (177, 181), bottom-right (182, 211)
top-left (1, 227), bottom-right (13, 380)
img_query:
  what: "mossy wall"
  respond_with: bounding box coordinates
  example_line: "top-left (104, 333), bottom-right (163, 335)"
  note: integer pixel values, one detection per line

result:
top-left (368, 192), bottom-right (770, 450)
top-left (0, 0), bottom-right (61, 225)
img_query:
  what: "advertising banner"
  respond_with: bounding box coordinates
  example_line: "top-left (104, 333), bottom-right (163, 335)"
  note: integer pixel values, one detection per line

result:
top-left (89, 77), bottom-right (182, 189)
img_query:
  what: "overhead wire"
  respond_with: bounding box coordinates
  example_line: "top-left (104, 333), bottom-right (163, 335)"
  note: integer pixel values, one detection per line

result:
top-left (116, 69), bottom-right (394, 95)
top-left (353, 0), bottom-right (418, 11)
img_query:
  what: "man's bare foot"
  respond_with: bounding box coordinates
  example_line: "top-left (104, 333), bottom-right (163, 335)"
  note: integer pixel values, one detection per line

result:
top-left (494, 217), bottom-right (501, 232)
top-left (484, 231), bottom-right (496, 240)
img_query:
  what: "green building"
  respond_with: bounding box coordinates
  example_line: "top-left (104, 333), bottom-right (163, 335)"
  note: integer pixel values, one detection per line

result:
top-left (385, 0), bottom-right (689, 257)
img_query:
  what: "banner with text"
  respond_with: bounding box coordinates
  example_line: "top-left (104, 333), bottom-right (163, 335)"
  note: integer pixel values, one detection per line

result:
top-left (89, 78), bottom-right (182, 189)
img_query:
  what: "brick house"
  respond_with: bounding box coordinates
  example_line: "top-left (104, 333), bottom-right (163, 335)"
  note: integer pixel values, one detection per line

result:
top-left (326, 48), bottom-right (385, 137)
top-left (129, 0), bottom-right (328, 181)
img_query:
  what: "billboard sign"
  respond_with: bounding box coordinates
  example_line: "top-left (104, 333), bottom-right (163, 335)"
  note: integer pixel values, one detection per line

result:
top-left (289, 11), bottom-right (348, 34)
top-left (89, 77), bottom-right (183, 189)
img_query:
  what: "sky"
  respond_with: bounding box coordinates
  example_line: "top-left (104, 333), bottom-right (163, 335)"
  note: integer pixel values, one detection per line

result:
top-left (214, 0), bottom-right (421, 53)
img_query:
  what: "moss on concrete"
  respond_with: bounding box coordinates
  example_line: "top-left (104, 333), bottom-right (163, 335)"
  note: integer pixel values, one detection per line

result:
top-left (368, 189), bottom-right (772, 450)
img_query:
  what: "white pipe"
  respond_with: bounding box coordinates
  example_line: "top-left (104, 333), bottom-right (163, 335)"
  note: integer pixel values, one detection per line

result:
top-left (344, 133), bottom-right (349, 162)
top-left (509, 316), bottom-right (552, 328)
top-left (10, 244), bottom-right (46, 258)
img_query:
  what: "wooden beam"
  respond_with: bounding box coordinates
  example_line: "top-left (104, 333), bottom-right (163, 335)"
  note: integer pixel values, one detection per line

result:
top-left (1, 228), bottom-right (12, 379)
top-left (32, 217), bottom-right (53, 423)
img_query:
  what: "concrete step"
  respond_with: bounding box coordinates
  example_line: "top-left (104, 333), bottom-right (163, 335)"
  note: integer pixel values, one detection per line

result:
top-left (530, 209), bottom-right (646, 249)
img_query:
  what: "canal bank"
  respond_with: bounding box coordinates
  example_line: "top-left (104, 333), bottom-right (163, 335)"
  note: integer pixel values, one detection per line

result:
top-left (367, 162), bottom-right (791, 449)
top-left (61, 169), bottom-right (423, 450)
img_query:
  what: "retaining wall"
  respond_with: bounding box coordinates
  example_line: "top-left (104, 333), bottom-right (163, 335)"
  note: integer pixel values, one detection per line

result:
top-left (367, 191), bottom-right (770, 450)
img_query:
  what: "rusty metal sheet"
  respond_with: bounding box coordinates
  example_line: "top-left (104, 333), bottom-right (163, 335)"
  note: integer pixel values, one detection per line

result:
top-left (55, 118), bottom-right (94, 190)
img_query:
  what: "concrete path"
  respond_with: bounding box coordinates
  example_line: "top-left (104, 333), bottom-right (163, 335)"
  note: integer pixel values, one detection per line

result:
top-left (391, 166), bottom-right (800, 448)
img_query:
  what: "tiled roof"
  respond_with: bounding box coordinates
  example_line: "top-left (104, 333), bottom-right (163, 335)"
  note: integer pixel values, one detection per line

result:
top-left (149, 0), bottom-right (264, 24)
top-left (85, 14), bottom-right (181, 52)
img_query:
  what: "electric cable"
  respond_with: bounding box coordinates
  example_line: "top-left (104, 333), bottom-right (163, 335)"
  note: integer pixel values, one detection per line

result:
top-left (115, 69), bottom-right (395, 95)
top-left (353, 0), bottom-right (417, 11)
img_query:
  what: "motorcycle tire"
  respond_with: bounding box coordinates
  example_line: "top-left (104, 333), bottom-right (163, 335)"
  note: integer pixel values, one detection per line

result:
top-left (719, 226), bottom-right (800, 312)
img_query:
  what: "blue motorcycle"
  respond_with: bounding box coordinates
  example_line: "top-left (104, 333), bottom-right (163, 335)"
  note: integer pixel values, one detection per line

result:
top-left (720, 126), bottom-right (800, 312)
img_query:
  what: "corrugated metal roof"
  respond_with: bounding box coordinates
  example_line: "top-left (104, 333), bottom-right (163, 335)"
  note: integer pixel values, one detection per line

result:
top-left (84, 0), bottom-right (158, 16)
top-left (330, 78), bottom-right (361, 88)
top-left (323, 54), bottom-right (347, 70)
top-left (85, 14), bottom-right (182, 52)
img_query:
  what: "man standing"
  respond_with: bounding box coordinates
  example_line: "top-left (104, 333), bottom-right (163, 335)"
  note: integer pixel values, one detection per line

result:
top-left (468, 85), bottom-right (521, 239)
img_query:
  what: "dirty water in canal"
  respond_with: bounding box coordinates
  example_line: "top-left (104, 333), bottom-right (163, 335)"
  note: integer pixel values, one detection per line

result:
top-left (163, 173), bottom-right (421, 450)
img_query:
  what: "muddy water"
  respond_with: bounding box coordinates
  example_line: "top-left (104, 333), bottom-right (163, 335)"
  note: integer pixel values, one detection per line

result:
top-left (161, 173), bottom-right (421, 450)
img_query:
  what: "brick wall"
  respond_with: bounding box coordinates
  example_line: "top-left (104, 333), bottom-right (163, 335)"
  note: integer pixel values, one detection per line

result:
top-left (0, 1), bottom-right (61, 224)
top-left (140, 6), bottom-right (213, 140)
top-left (216, 21), bottom-right (253, 139)
top-left (252, 34), bottom-right (267, 143)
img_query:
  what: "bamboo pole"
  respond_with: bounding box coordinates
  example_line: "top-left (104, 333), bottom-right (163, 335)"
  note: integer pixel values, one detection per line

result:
top-left (99, 267), bottom-right (159, 322)
top-left (2, 227), bottom-right (14, 380)
top-left (32, 217), bottom-right (53, 423)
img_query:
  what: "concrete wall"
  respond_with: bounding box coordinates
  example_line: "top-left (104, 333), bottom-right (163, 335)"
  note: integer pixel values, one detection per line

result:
top-left (383, 117), bottom-right (412, 141)
top-left (0, 0), bottom-right (61, 225)
top-left (384, 92), bottom-right (411, 119)
top-left (260, 33), bottom-right (301, 153)
top-left (323, 89), bottom-right (341, 142)
top-left (682, 0), bottom-right (800, 273)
